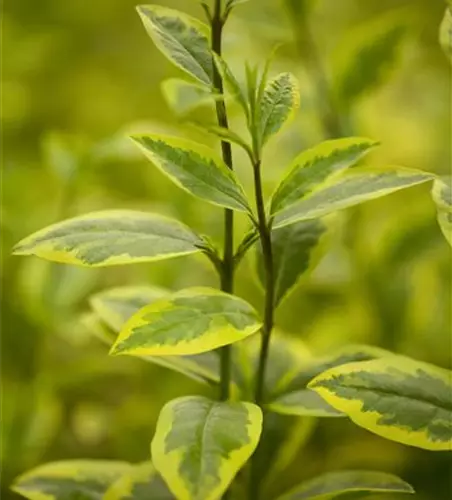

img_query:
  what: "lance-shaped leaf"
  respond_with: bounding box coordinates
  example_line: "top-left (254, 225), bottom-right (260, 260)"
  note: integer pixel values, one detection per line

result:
top-left (440, 7), bottom-right (452, 64)
top-left (136, 5), bottom-right (213, 85)
top-left (268, 345), bottom-right (391, 418)
top-left (131, 134), bottom-right (250, 212)
top-left (104, 462), bottom-right (173, 500)
top-left (309, 357), bottom-right (452, 450)
top-left (90, 285), bottom-right (220, 384)
top-left (432, 176), bottom-right (452, 246)
top-left (151, 396), bottom-right (262, 500)
top-left (270, 137), bottom-right (378, 216)
top-left (110, 287), bottom-right (262, 357)
top-left (277, 470), bottom-right (414, 500)
top-left (161, 78), bottom-right (217, 115)
top-left (11, 460), bottom-right (131, 500)
top-left (13, 210), bottom-right (203, 267)
top-left (256, 217), bottom-right (331, 307)
top-left (257, 72), bottom-right (299, 147)
top-left (191, 122), bottom-right (252, 158)
top-left (273, 167), bottom-right (434, 229)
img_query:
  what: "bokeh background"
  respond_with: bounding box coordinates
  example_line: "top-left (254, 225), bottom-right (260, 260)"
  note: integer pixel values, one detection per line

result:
top-left (2, 0), bottom-right (451, 498)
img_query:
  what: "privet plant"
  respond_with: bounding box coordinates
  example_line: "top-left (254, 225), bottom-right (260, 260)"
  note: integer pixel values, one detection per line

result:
top-left (11, 1), bottom-right (452, 500)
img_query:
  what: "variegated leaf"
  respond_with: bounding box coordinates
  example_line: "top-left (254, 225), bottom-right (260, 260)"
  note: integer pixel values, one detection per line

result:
top-left (104, 462), bottom-right (172, 499)
top-left (273, 167), bottom-right (434, 229)
top-left (136, 5), bottom-right (213, 85)
top-left (309, 357), bottom-right (452, 450)
top-left (12, 460), bottom-right (131, 500)
top-left (110, 287), bottom-right (262, 357)
top-left (13, 210), bottom-right (203, 267)
top-left (131, 134), bottom-right (250, 212)
top-left (268, 345), bottom-right (391, 418)
top-left (270, 138), bottom-right (378, 216)
top-left (277, 470), bottom-right (414, 499)
top-left (151, 396), bottom-right (262, 500)
top-left (257, 72), bottom-right (299, 147)
top-left (90, 285), bottom-right (220, 385)
top-left (432, 176), bottom-right (452, 246)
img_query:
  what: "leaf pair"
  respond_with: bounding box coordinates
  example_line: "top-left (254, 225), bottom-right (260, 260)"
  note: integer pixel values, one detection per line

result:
top-left (270, 137), bottom-right (433, 229)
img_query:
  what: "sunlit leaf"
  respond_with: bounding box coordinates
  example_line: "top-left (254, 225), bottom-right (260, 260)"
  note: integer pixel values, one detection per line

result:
top-left (104, 461), bottom-right (172, 499)
top-left (257, 72), bottom-right (299, 147)
top-left (440, 7), bottom-right (452, 64)
top-left (277, 470), bottom-right (414, 499)
top-left (192, 122), bottom-right (252, 157)
top-left (13, 210), bottom-right (202, 267)
top-left (273, 167), bottom-right (433, 229)
top-left (309, 356), bottom-right (452, 450)
top-left (151, 396), bottom-right (262, 500)
top-left (270, 137), bottom-right (378, 216)
top-left (268, 345), bottom-right (391, 418)
top-left (131, 134), bottom-right (251, 212)
top-left (161, 78), bottom-right (216, 115)
top-left (12, 460), bottom-right (131, 500)
top-left (334, 14), bottom-right (408, 108)
top-left (432, 176), bottom-right (452, 246)
top-left (137, 5), bottom-right (213, 85)
top-left (90, 285), bottom-right (221, 384)
top-left (256, 217), bottom-right (331, 307)
top-left (110, 287), bottom-right (262, 357)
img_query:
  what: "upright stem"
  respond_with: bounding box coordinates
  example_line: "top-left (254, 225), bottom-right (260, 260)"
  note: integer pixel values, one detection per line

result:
top-left (211, 0), bottom-right (234, 402)
top-left (252, 161), bottom-right (275, 406)
top-left (249, 161), bottom-right (275, 500)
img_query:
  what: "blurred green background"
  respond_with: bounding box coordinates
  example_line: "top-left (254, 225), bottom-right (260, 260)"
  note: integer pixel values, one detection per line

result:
top-left (2, 0), bottom-right (451, 499)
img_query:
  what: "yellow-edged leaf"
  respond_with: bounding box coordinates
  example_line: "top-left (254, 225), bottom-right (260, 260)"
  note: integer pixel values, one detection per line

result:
top-left (131, 134), bottom-right (250, 212)
top-left (13, 210), bottom-right (202, 267)
top-left (110, 287), bottom-right (262, 357)
top-left (12, 460), bottom-right (131, 500)
top-left (309, 356), bottom-right (452, 450)
top-left (137, 5), bottom-right (213, 85)
top-left (432, 176), bottom-right (452, 246)
top-left (103, 461), bottom-right (172, 499)
top-left (151, 396), bottom-right (262, 500)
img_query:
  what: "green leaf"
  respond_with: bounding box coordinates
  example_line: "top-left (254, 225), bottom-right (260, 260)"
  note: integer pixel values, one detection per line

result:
top-left (151, 396), bottom-right (262, 500)
top-left (110, 287), bottom-right (262, 357)
top-left (131, 134), bottom-right (250, 212)
top-left (334, 14), bottom-right (407, 108)
top-left (268, 345), bottom-right (391, 418)
top-left (257, 72), bottom-right (299, 147)
top-left (161, 78), bottom-right (217, 115)
top-left (11, 460), bottom-right (131, 500)
top-left (13, 210), bottom-right (203, 267)
top-left (309, 357), bottom-right (452, 450)
top-left (136, 5), bottom-right (213, 85)
top-left (270, 138), bottom-right (378, 217)
top-left (440, 7), bottom-right (452, 64)
top-left (277, 470), bottom-right (414, 499)
top-left (90, 285), bottom-right (221, 384)
top-left (104, 462), bottom-right (173, 499)
top-left (256, 217), bottom-right (331, 307)
top-left (432, 176), bottom-right (452, 246)
top-left (212, 54), bottom-right (249, 118)
top-left (273, 167), bottom-right (434, 229)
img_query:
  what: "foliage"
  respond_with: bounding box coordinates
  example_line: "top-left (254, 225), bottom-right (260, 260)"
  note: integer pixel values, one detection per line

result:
top-left (4, 0), bottom-right (450, 500)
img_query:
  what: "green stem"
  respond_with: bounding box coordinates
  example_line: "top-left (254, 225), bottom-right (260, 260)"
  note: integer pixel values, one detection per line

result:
top-left (211, 0), bottom-right (234, 402)
top-left (249, 160), bottom-right (275, 500)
